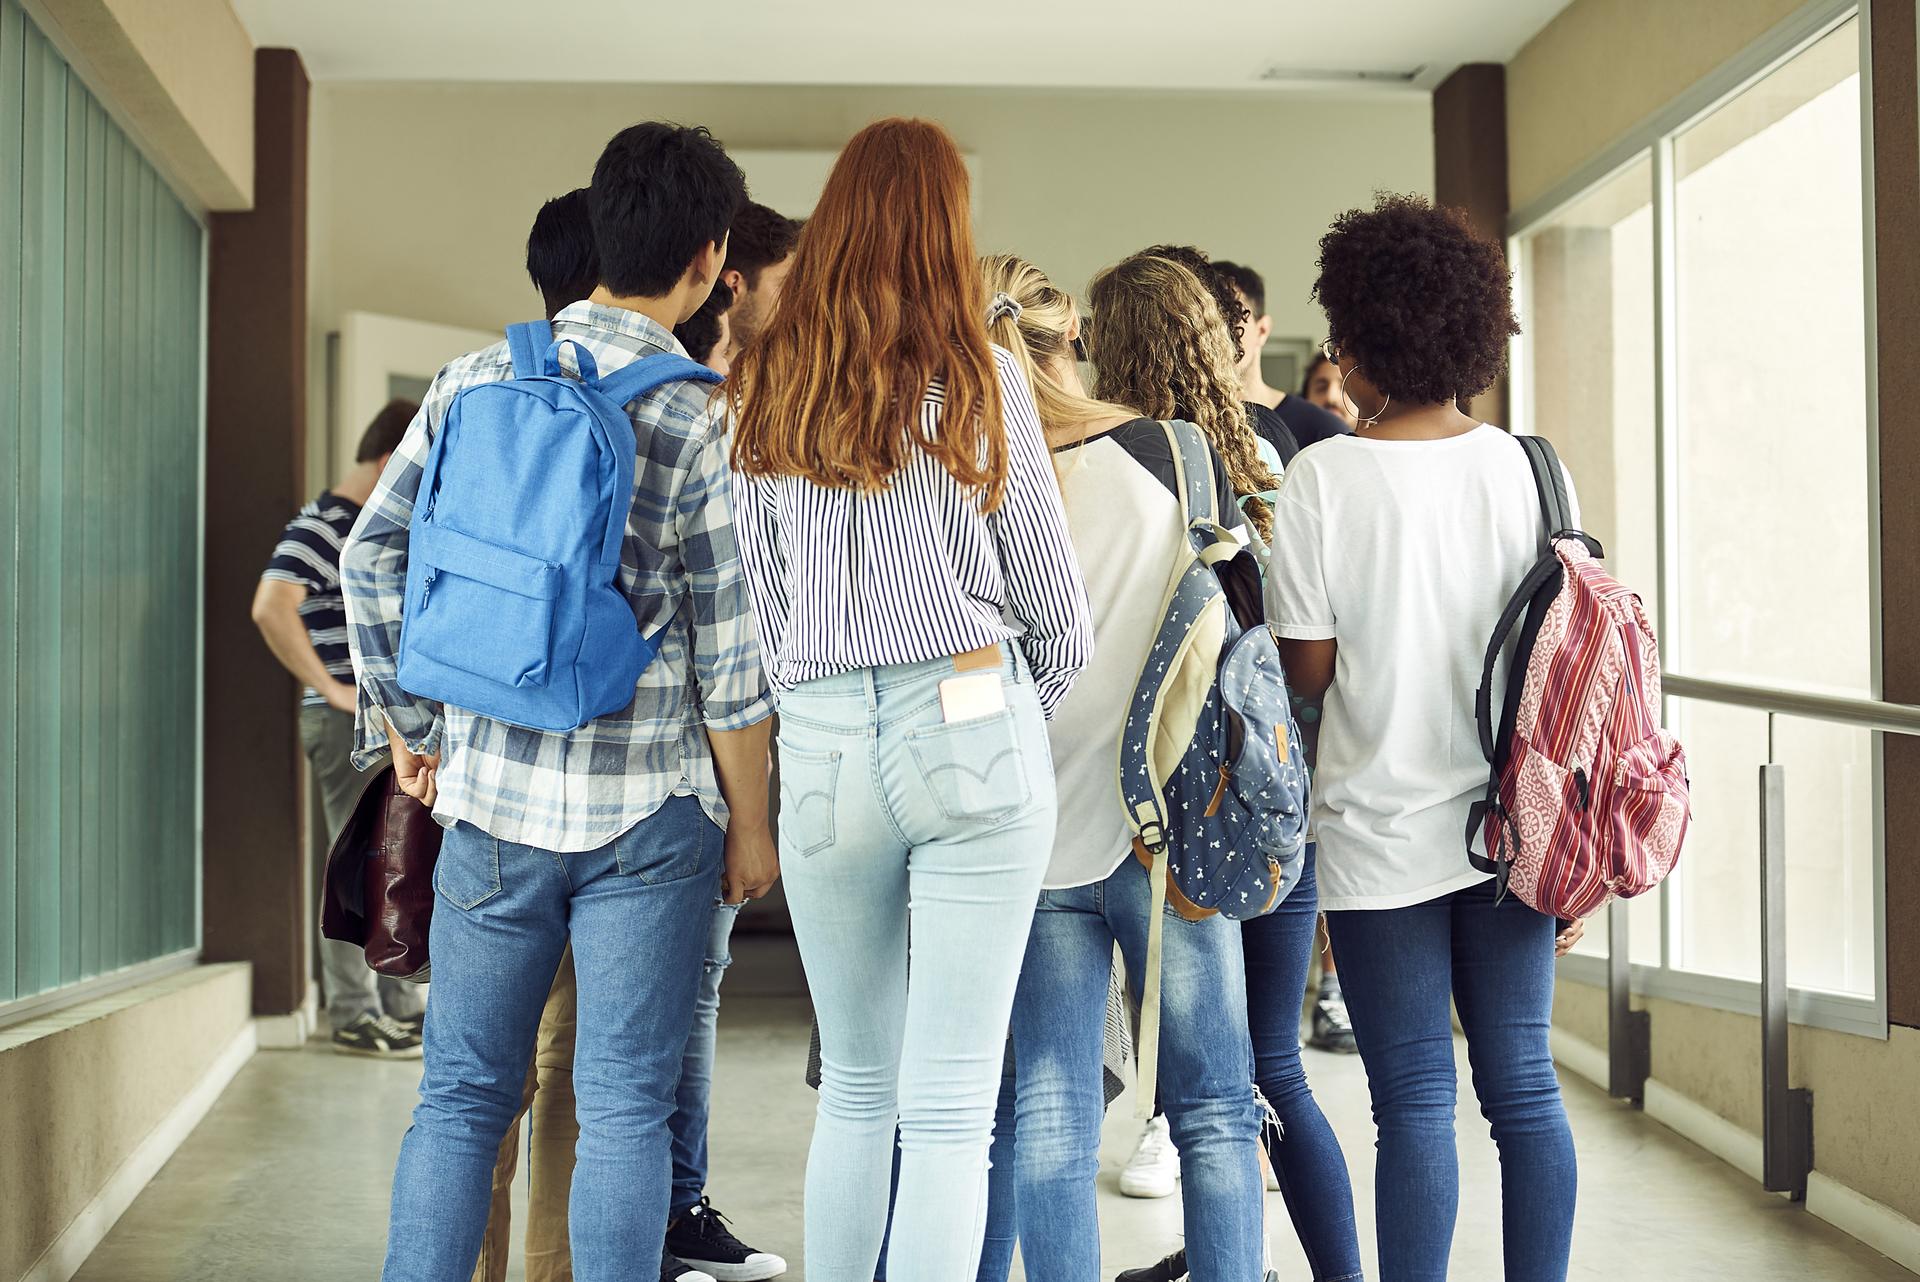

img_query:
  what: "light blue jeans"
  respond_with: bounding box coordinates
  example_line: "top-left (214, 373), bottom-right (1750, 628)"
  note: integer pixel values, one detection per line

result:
top-left (670, 898), bottom-right (742, 1217)
top-left (381, 797), bottom-right (721, 1282)
top-left (779, 645), bottom-right (1056, 1282)
top-left (1009, 857), bottom-right (1265, 1281)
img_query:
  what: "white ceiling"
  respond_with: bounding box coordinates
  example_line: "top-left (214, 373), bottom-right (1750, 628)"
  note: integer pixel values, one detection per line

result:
top-left (230, 0), bottom-right (1572, 92)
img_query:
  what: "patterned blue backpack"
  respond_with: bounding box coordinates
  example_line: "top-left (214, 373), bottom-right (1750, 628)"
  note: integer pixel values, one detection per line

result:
top-left (1120, 420), bottom-right (1309, 1108)
top-left (396, 321), bottom-right (721, 732)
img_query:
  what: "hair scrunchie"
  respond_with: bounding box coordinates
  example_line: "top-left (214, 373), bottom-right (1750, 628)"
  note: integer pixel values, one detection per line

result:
top-left (986, 292), bottom-right (1023, 326)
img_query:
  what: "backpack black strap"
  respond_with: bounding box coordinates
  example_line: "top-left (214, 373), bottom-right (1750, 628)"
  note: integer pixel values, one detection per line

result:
top-left (1517, 434), bottom-right (1572, 547)
top-left (1466, 433), bottom-right (1585, 887)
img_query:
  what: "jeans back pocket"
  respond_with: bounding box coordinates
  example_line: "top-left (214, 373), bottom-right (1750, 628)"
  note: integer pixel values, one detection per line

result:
top-left (906, 707), bottom-right (1031, 827)
top-left (779, 744), bottom-right (843, 858)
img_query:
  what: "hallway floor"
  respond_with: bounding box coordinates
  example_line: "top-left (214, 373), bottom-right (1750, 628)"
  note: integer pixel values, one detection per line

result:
top-left (74, 994), bottom-right (1914, 1281)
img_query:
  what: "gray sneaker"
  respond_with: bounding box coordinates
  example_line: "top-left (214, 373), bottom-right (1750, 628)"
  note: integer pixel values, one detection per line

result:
top-left (1309, 994), bottom-right (1359, 1054)
top-left (331, 1012), bottom-right (423, 1059)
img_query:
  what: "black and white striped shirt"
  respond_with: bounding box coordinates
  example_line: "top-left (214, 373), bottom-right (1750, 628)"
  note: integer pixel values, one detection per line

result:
top-left (730, 347), bottom-right (1094, 716)
top-left (262, 490), bottom-right (361, 707)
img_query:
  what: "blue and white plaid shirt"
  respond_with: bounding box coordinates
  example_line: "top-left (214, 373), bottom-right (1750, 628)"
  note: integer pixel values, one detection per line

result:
top-left (341, 301), bottom-right (773, 853)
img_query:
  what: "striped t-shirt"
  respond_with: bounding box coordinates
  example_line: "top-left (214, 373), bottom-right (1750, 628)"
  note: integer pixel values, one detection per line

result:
top-left (262, 491), bottom-right (361, 706)
top-left (730, 347), bottom-right (1094, 717)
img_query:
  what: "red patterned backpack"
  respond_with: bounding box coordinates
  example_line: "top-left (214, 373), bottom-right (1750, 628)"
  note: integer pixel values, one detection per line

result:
top-left (1468, 435), bottom-right (1690, 919)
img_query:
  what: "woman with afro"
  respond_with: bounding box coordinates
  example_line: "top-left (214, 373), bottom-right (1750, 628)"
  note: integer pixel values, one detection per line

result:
top-left (1266, 194), bottom-right (1586, 1282)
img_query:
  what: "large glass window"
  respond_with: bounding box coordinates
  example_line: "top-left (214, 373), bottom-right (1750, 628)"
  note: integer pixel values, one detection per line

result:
top-left (1, 0), bottom-right (204, 1007)
top-left (1673, 18), bottom-right (1869, 696)
top-left (1515, 12), bottom-right (1877, 1012)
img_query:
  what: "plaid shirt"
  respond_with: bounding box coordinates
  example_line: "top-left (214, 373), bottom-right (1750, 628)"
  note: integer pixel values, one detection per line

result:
top-left (341, 302), bottom-right (773, 852)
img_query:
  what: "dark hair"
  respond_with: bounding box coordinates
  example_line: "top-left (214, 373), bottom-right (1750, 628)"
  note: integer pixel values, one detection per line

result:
top-left (1211, 259), bottom-right (1266, 317)
top-left (727, 201), bottom-right (803, 289)
top-left (1299, 350), bottom-right (1335, 397)
top-left (1312, 193), bottom-right (1519, 405)
top-left (589, 123), bottom-right (748, 298)
top-left (526, 187), bottom-right (600, 320)
top-left (1141, 244), bottom-right (1250, 361)
top-left (674, 283), bottom-right (734, 365)
top-left (355, 398), bottom-right (418, 463)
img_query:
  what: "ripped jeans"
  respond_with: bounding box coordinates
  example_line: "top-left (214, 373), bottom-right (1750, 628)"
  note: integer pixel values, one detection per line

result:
top-left (671, 898), bottom-right (743, 1216)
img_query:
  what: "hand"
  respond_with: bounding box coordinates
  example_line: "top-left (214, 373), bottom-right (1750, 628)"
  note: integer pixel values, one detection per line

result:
top-left (1554, 917), bottom-right (1586, 957)
top-left (388, 724), bottom-right (439, 808)
top-left (324, 681), bottom-right (358, 714)
top-left (721, 819), bottom-right (779, 905)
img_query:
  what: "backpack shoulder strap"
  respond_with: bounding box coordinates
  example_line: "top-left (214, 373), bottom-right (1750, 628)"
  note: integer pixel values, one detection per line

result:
top-left (1516, 434), bottom-right (1572, 543)
top-left (1160, 420), bottom-right (1217, 530)
top-left (595, 351), bottom-right (724, 408)
top-left (505, 321), bottom-right (553, 379)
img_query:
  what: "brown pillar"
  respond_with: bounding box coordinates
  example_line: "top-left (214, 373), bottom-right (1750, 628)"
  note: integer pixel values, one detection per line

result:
top-left (1434, 63), bottom-right (1511, 425)
top-left (202, 48), bottom-right (310, 1017)
top-left (1870, 3), bottom-right (1920, 1030)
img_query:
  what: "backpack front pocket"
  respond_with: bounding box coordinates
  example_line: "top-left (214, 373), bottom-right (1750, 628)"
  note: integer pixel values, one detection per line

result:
top-left (411, 523), bottom-right (561, 688)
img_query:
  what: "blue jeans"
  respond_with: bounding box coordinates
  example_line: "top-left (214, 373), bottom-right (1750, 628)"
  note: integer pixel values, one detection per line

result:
top-left (1010, 857), bottom-right (1265, 1282)
top-left (669, 898), bottom-right (742, 1217)
top-left (879, 1061), bottom-right (1019, 1282)
top-left (779, 645), bottom-right (1055, 1282)
top-left (382, 798), bottom-right (722, 1282)
top-left (1242, 845), bottom-right (1363, 1280)
top-left (1327, 878), bottom-right (1576, 1282)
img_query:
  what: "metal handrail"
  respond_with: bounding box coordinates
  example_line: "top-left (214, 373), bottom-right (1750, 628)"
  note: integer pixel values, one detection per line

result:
top-left (1664, 673), bottom-right (1920, 736)
top-left (1607, 668), bottom-right (1918, 1202)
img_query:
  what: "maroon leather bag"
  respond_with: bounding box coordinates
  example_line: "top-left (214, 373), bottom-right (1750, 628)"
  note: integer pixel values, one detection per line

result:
top-left (320, 765), bottom-right (442, 982)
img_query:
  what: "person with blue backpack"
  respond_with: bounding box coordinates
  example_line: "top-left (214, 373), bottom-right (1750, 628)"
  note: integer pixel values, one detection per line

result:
top-left (341, 122), bottom-right (779, 1282)
top-left (462, 186), bottom-right (786, 1282)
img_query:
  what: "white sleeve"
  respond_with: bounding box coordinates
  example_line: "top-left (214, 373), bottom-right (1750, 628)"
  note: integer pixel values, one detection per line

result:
top-left (1266, 473), bottom-right (1335, 642)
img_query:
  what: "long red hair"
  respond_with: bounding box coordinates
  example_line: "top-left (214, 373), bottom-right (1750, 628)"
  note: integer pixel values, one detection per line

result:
top-left (729, 118), bottom-right (1006, 508)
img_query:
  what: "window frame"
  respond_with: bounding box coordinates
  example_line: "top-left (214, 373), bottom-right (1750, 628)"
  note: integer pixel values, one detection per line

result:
top-left (1508, 0), bottom-right (1888, 1041)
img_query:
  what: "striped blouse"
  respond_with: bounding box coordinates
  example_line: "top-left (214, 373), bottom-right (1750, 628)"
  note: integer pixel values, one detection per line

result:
top-left (730, 347), bottom-right (1094, 717)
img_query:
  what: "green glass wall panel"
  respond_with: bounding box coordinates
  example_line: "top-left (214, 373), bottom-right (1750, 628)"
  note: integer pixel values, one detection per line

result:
top-left (1, 0), bottom-right (203, 1003)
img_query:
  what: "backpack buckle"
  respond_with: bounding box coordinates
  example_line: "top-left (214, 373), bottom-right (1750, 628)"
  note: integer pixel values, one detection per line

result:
top-left (1139, 820), bottom-right (1168, 855)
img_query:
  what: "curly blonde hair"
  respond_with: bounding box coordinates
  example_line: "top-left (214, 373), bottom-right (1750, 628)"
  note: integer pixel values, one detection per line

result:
top-left (1086, 253), bottom-right (1277, 538)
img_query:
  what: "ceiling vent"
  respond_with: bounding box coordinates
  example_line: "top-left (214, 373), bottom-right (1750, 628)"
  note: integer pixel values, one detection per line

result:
top-left (1255, 64), bottom-right (1427, 84)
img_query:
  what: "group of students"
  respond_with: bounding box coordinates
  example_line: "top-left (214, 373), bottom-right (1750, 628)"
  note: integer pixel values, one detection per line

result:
top-left (294, 112), bottom-right (1593, 1282)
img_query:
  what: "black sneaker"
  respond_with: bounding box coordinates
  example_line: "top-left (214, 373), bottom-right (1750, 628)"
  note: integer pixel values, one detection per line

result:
top-left (331, 1013), bottom-right (422, 1059)
top-left (665, 1197), bottom-right (787, 1280)
top-left (1309, 992), bottom-right (1359, 1054)
top-left (1115, 1248), bottom-right (1187, 1282)
top-left (661, 1247), bottom-right (716, 1282)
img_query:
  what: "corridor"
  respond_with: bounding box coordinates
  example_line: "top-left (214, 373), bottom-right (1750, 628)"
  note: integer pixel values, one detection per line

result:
top-left (72, 989), bottom-right (1911, 1281)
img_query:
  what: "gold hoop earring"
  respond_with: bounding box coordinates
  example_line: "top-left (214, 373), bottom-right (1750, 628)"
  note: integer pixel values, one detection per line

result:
top-left (1343, 366), bottom-right (1391, 426)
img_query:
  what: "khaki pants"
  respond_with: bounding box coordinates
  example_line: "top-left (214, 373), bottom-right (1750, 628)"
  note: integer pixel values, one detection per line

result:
top-left (472, 949), bottom-right (579, 1282)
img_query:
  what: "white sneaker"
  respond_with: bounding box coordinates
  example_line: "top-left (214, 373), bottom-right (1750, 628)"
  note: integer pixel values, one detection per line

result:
top-left (1119, 1115), bottom-right (1180, 1199)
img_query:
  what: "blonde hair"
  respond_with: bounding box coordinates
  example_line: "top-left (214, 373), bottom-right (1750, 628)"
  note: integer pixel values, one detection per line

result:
top-left (980, 253), bottom-right (1136, 445)
top-left (1086, 254), bottom-right (1278, 538)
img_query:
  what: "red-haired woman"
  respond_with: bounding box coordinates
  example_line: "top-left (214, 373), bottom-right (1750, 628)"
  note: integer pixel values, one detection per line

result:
top-left (729, 118), bottom-right (1094, 1281)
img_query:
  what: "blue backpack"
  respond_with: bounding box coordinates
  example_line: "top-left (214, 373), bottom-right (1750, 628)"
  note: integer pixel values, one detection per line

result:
top-left (1120, 420), bottom-right (1309, 1110)
top-left (396, 321), bottom-right (722, 732)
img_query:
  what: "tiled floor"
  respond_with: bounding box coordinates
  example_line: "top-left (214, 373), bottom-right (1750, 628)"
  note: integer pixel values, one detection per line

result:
top-left (74, 991), bottom-right (1915, 1280)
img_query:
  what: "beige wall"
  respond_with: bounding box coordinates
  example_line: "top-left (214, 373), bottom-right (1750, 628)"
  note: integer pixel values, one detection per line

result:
top-left (0, 964), bottom-right (252, 1280)
top-left (1506, 0), bottom-right (1809, 211)
top-left (1555, 979), bottom-right (1920, 1224)
top-left (306, 80), bottom-right (1430, 478)
top-left (30, 0), bottom-right (253, 209)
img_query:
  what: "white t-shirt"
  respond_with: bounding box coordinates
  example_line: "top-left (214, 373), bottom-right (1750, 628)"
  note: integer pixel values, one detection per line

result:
top-left (1266, 425), bottom-right (1577, 912)
top-left (1044, 419), bottom-right (1242, 889)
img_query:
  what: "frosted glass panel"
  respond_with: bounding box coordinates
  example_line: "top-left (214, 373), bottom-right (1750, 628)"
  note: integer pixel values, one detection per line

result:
top-left (1, 0), bottom-right (202, 1003)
